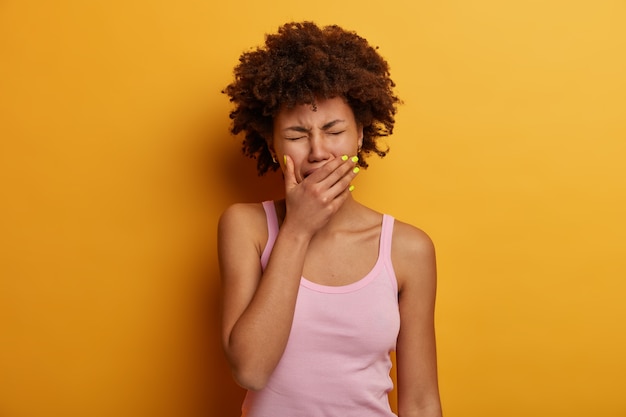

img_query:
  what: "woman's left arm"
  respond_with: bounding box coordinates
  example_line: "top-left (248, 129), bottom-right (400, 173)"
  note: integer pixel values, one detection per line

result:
top-left (392, 221), bottom-right (443, 417)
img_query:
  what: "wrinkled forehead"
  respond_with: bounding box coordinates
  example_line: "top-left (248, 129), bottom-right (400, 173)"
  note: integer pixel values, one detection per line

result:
top-left (273, 97), bottom-right (356, 128)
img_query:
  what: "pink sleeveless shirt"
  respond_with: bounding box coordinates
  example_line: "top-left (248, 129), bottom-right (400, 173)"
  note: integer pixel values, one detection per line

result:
top-left (241, 201), bottom-right (400, 417)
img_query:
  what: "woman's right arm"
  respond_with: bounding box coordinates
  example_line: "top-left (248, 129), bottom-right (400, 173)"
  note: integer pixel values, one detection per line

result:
top-left (218, 202), bottom-right (312, 391)
top-left (218, 155), bottom-right (359, 391)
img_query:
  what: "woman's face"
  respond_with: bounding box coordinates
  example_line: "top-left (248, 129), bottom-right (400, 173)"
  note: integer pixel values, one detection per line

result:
top-left (271, 97), bottom-right (363, 183)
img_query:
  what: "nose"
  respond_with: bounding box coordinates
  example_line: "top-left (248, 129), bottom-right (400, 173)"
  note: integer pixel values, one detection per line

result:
top-left (308, 133), bottom-right (330, 162)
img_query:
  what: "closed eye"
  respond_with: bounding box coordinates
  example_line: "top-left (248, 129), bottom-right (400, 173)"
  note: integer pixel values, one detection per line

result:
top-left (328, 131), bottom-right (345, 136)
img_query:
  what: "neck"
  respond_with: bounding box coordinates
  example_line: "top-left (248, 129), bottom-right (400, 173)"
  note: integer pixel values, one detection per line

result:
top-left (324, 195), bottom-right (362, 231)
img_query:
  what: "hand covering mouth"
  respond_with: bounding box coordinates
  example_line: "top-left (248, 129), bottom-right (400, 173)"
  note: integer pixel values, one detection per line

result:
top-left (303, 168), bottom-right (317, 179)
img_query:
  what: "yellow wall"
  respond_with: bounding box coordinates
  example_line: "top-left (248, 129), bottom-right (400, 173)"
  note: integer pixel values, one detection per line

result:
top-left (1, 1), bottom-right (625, 416)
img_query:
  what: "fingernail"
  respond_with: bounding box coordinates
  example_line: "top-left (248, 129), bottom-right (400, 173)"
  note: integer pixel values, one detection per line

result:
top-left (341, 155), bottom-right (349, 161)
top-left (353, 167), bottom-right (360, 174)
top-left (349, 185), bottom-right (355, 192)
top-left (283, 155), bottom-right (287, 165)
top-left (351, 156), bottom-right (359, 163)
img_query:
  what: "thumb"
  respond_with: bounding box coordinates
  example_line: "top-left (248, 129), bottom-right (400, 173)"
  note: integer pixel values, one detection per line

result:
top-left (283, 155), bottom-right (298, 189)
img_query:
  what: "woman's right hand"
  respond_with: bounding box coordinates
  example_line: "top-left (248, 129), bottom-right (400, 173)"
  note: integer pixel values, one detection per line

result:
top-left (282, 154), bottom-right (359, 238)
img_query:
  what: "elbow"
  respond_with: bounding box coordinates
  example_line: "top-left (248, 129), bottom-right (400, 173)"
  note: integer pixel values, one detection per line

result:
top-left (224, 337), bottom-right (275, 391)
top-left (230, 363), bottom-right (270, 391)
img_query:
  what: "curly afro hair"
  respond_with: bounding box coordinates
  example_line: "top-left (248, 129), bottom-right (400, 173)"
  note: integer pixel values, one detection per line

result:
top-left (223, 21), bottom-right (401, 175)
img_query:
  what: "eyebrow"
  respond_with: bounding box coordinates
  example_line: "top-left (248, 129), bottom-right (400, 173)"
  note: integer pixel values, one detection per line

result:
top-left (283, 119), bottom-right (346, 133)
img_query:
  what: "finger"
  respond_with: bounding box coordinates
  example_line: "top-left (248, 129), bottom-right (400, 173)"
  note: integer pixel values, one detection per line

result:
top-left (328, 163), bottom-right (359, 197)
top-left (316, 155), bottom-right (359, 189)
top-left (329, 179), bottom-right (354, 207)
top-left (305, 154), bottom-right (354, 185)
top-left (283, 155), bottom-right (299, 189)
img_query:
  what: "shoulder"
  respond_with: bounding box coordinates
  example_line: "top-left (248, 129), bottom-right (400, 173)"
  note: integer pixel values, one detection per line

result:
top-left (390, 219), bottom-right (437, 293)
top-left (391, 219), bottom-right (435, 260)
top-left (218, 202), bottom-right (269, 256)
top-left (219, 202), bottom-right (266, 230)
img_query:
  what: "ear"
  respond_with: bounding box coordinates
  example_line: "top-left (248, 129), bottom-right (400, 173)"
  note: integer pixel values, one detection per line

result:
top-left (265, 135), bottom-right (280, 165)
top-left (356, 124), bottom-right (364, 150)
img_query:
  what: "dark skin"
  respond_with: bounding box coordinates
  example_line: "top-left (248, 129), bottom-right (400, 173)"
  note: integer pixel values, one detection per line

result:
top-left (223, 21), bottom-right (399, 175)
top-left (219, 98), bottom-right (442, 416)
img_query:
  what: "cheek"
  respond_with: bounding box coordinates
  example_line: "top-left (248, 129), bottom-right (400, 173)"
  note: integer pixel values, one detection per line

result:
top-left (276, 143), bottom-right (302, 169)
top-left (338, 138), bottom-right (359, 154)
top-left (279, 142), bottom-right (306, 159)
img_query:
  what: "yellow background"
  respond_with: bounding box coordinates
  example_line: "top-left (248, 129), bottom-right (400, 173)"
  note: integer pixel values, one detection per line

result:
top-left (1, 1), bottom-right (625, 416)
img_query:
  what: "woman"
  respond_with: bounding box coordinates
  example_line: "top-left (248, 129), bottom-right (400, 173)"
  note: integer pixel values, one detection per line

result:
top-left (219, 21), bottom-right (442, 417)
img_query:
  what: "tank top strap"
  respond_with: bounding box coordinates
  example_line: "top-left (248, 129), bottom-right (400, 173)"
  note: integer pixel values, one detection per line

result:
top-left (261, 201), bottom-right (279, 270)
top-left (379, 214), bottom-right (398, 295)
top-left (379, 214), bottom-right (395, 260)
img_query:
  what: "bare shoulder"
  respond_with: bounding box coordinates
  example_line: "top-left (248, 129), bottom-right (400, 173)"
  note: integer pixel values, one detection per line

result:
top-left (219, 202), bottom-right (265, 227)
top-left (392, 219), bottom-right (435, 260)
top-left (218, 202), bottom-right (268, 258)
top-left (391, 219), bottom-right (437, 293)
top-left (219, 202), bottom-right (267, 235)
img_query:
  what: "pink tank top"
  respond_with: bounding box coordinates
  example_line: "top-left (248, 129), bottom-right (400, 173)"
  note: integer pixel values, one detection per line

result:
top-left (241, 201), bottom-right (400, 417)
